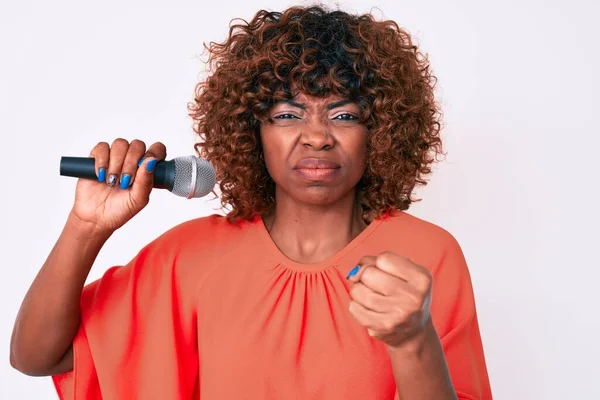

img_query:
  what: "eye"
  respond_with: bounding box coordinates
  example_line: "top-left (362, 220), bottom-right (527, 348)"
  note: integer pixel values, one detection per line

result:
top-left (333, 113), bottom-right (358, 121)
top-left (273, 114), bottom-right (300, 120)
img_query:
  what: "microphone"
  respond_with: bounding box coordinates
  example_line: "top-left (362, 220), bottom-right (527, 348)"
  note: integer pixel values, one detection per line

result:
top-left (60, 156), bottom-right (216, 199)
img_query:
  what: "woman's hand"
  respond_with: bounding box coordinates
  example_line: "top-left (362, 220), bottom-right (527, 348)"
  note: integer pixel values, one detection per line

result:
top-left (346, 251), bottom-right (433, 349)
top-left (70, 138), bottom-right (167, 236)
top-left (10, 137), bottom-right (167, 376)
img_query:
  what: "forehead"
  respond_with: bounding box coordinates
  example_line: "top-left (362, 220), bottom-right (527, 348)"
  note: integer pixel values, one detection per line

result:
top-left (273, 92), bottom-right (354, 108)
top-left (293, 92), bottom-right (346, 103)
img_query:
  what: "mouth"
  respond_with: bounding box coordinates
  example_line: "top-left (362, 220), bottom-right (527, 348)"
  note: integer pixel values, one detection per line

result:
top-left (292, 158), bottom-right (341, 182)
top-left (293, 158), bottom-right (341, 169)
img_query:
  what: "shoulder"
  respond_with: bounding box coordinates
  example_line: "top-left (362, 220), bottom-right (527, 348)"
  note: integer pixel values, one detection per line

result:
top-left (151, 213), bottom-right (247, 251)
top-left (143, 213), bottom-right (261, 272)
top-left (381, 210), bottom-right (461, 251)
top-left (91, 215), bottom-right (250, 296)
top-left (162, 213), bottom-right (238, 237)
top-left (376, 210), bottom-right (467, 276)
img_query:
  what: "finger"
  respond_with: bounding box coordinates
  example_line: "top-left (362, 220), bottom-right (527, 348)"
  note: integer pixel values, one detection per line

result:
top-left (349, 282), bottom-right (394, 313)
top-left (118, 139), bottom-right (146, 189)
top-left (346, 255), bottom-right (376, 282)
top-left (137, 141), bottom-right (167, 165)
top-left (106, 138), bottom-right (129, 187)
top-left (350, 255), bottom-right (410, 295)
top-left (376, 252), bottom-right (432, 293)
top-left (348, 300), bottom-right (387, 333)
top-left (131, 142), bottom-right (167, 205)
top-left (129, 155), bottom-right (157, 208)
top-left (89, 142), bottom-right (109, 183)
top-left (356, 264), bottom-right (413, 296)
top-left (129, 141), bottom-right (166, 203)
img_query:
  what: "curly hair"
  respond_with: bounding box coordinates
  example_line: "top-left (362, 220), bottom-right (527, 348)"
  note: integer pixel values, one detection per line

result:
top-left (188, 4), bottom-right (443, 223)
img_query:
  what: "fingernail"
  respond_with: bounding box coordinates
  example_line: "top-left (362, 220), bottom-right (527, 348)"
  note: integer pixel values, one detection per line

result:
top-left (97, 168), bottom-right (106, 182)
top-left (120, 174), bottom-right (131, 189)
top-left (137, 157), bottom-right (145, 167)
top-left (146, 159), bottom-right (157, 172)
top-left (107, 174), bottom-right (117, 187)
top-left (346, 265), bottom-right (360, 279)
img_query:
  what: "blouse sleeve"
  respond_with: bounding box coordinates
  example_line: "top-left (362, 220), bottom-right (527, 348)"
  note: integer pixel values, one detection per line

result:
top-left (430, 235), bottom-right (493, 400)
top-left (51, 230), bottom-right (200, 399)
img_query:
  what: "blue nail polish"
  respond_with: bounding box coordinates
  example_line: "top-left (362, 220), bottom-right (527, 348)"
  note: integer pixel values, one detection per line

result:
top-left (137, 157), bottom-right (146, 167)
top-left (120, 174), bottom-right (131, 189)
top-left (97, 168), bottom-right (106, 182)
top-left (146, 159), bottom-right (157, 172)
top-left (346, 265), bottom-right (360, 279)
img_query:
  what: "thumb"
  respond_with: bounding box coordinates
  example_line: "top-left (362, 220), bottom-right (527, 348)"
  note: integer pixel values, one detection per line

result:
top-left (130, 157), bottom-right (157, 207)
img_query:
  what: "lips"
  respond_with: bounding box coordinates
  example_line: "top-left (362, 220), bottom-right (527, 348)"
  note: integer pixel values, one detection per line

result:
top-left (292, 158), bottom-right (341, 182)
top-left (293, 158), bottom-right (341, 169)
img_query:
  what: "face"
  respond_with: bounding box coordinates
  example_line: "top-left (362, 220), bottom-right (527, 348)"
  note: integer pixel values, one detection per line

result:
top-left (259, 92), bottom-right (368, 206)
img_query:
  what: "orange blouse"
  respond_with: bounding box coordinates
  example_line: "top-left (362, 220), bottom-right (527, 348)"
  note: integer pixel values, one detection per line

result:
top-left (52, 210), bottom-right (492, 399)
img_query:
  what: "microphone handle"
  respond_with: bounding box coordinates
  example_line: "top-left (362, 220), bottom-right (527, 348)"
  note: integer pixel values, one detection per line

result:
top-left (59, 157), bottom-right (175, 190)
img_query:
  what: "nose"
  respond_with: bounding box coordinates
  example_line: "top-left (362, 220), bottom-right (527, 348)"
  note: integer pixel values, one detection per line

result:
top-left (300, 120), bottom-right (334, 150)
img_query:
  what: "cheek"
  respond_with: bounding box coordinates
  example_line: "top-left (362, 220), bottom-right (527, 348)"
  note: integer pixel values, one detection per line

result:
top-left (260, 128), bottom-right (274, 155)
top-left (347, 135), bottom-right (368, 173)
top-left (261, 144), bottom-right (275, 173)
top-left (260, 131), bottom-right (286, 179)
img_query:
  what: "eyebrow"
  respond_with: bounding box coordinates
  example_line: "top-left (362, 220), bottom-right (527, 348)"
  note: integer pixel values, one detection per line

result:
top-left (276, 99), bottom-right (355, 110)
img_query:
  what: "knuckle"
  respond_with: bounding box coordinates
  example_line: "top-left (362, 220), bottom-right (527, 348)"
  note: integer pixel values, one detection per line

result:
top-left (112, 138), bottom-right (129, 148)
top-left (349, 285), bottom-right (359, 299)
top-left (422, 268), bottom-right (433, 281)
top-left (381, 320), bottom-right (396, 333)
top-left (146, 142), bottom-right (166, 158)
top-left (360, 265), bottom-right (373, 280)
top-left (376, 252), bottom-right (394, 265)
top-left (93, 142), bottom-right (109, 158)
top-left (129, 139), bottom-right (145, 150)
top-left (393, 307), bottom-right (407, 321)
top-left (122, 161), bottom-right (138, 172)
top-left (366, 292), bottom-right (380, 309)
top-left (421, 270), bottom-right (433, 289)
top-left (348, 301), bottom-right (358, 315)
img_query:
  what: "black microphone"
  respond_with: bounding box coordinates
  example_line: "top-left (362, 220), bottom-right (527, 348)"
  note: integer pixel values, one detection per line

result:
top-left (59, 156), bottom-right (216, 199)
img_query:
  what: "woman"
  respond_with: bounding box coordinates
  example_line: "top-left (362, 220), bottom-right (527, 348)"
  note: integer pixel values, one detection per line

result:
top-left (10, 5), bottom-right (492, 399)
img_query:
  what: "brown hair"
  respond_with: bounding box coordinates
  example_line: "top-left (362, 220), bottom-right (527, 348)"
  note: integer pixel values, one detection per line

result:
top-left (188, 4), bottom-right (443, 223)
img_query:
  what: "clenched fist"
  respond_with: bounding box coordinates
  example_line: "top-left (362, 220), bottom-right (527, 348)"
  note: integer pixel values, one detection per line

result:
top-left (347, 251), bottom-right (433, 348)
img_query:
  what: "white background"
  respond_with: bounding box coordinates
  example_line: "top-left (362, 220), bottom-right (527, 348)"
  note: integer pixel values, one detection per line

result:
top-left (1, 0), bottom-right (599, 398)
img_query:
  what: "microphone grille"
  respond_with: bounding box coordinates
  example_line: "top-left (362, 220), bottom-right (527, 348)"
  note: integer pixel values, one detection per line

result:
top-left (171, 156), bottom-right (216, 198)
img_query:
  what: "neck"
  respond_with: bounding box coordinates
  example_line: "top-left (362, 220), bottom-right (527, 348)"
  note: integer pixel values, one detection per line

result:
top-left (263, 188), bottom-right (368, 264)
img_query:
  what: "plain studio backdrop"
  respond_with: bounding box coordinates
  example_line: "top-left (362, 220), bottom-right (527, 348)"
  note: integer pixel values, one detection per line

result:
top-left (1, 0), bottom-right (598, 398)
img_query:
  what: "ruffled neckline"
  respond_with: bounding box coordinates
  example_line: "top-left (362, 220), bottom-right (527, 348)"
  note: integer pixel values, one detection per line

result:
top-left (252, 214), bottom-right (384, 272)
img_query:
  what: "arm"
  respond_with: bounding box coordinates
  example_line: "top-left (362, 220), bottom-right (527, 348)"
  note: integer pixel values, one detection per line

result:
top-left (10, 139), bottom-right (165, 377)
top-left (385, 236), bottom-right (492, 400)
top-left (387, 320), bottom-right (457, 400)
top-left (52, 220), bottom-right (202, 399)
top-left (348, 242), bottom-right (491, 400)
top-left (10, 213), bottom-right (111, 376)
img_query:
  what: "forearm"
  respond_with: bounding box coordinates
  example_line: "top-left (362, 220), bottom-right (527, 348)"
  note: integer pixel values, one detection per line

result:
top-left (388, 320), bottom-right (457, 400)
top-left (10, 212), bottom-right (111, 376)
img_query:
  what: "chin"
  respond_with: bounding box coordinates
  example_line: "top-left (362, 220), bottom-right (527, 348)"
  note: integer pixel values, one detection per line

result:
top-left (290, 186), bottom-right (353, 206)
